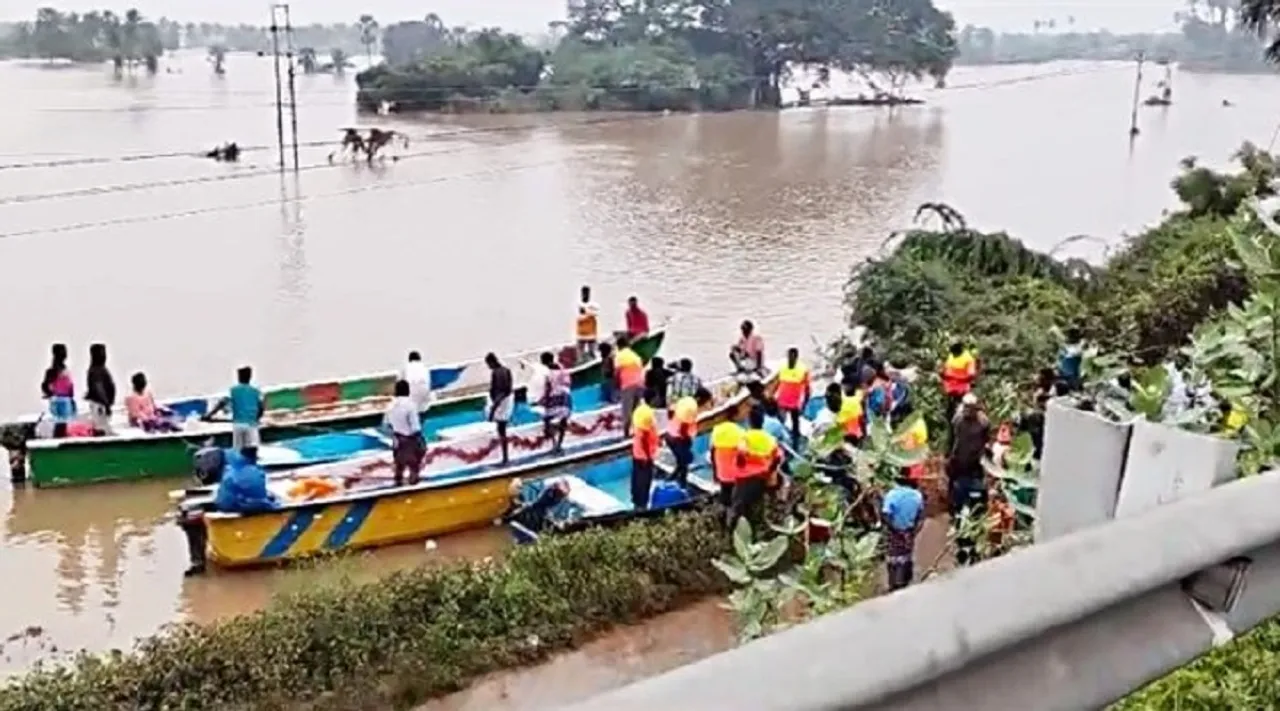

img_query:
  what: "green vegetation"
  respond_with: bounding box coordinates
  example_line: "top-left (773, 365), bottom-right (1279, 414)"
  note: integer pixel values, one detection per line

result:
top-left (0, 8), bottom-right (166, 72)
top-left (356, 0), bottom-right (959, 113)
top-left (957, 1), bottom-right (1275, 73)
top-left (0, 512), bottom-right (727, 711)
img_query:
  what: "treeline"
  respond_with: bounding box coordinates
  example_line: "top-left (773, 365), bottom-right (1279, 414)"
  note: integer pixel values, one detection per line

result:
top-left (957, 4), bottom-right (1272, 72)
top-left (0, 8), bottom-right (167, 70)
top-left (355, 0), bottom-right (958, 114)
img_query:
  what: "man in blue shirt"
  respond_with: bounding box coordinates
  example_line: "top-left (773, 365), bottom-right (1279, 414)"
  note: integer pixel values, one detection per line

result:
top-left (882, 472), bottom-right (925, 591)
top-left (209, 366), bottom-right (265, 449)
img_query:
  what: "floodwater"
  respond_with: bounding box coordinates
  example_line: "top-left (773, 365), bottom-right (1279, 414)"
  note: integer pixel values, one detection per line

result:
top-left (1, 49), bottom-right (1279, 675)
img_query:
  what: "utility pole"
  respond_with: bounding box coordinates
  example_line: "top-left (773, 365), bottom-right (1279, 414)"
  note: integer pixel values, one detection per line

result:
top-left (1128, 51), bottom-right (1145, 139)
top-left (269, 3), bottom-right (301, 172)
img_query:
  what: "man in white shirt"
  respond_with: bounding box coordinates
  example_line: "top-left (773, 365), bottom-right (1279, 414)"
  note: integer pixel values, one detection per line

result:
top-left (384, 379), bottom-right (425, 485)
top-left (400, 351), bottom-right (432, 410)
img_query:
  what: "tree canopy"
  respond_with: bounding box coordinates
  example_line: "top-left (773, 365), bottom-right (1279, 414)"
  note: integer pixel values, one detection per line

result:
top-left (2, 7), bottom-right (166, 70)
top-left (357, 0), bottom-right (957, 113)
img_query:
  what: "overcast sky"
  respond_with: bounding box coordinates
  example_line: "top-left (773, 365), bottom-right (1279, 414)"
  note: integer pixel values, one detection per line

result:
top-left (2, 0), bottom-right (1184, 34)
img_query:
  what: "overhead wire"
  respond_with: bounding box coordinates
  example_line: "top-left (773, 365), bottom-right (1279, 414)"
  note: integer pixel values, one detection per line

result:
top-left (0, 63), bottom-right (1135, 239)
top-left (0, 62), bottom-right (1128, 170)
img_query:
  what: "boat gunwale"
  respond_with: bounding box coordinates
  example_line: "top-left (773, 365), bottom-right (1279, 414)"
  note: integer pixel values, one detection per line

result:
top-left (24, 325), bottom-right (669, 451)
top-left (199, 366), bottom-right (764, 522)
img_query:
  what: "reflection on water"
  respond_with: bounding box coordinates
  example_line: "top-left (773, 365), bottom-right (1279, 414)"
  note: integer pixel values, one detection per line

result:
top-left (3, 52), bottom-right (1280, 673)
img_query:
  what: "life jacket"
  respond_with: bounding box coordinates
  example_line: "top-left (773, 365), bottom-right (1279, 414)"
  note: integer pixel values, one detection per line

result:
top-left (631, 401), bottom-right (659, 461)
top-left (667, 396), bottom-right (699, 440)
top-left (775, 362), bottom-right (810, 410)
top-left (941, 351), bottom-right (977, 396)
top-left (837, 390), bottom-right (865, 438)
top-left (616, 347), bottom-right (644, 390)
top-left (1225, 407), bottom-right (1248, 435)
top-left (576, 304), bottom-right (598, 340)
top-left (900, 418), bottom-right (929, 481)
top-left (710, 421), bottom-right (745, 483)
top-left (740, 428), bottom-right (780, 481)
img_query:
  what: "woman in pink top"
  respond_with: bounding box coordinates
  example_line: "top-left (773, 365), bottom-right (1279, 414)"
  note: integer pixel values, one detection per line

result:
top-left (731, 319), bottom-right (765, 375)
top-left (126, 372), bottom-right (180, 432)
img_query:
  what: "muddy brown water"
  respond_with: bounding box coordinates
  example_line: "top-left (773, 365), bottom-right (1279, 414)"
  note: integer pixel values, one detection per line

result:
top-left (2, 50), bottom-right (1279, 676)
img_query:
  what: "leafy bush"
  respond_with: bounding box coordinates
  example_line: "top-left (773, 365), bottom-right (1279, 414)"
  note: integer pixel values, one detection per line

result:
top-left (0, 512), bottom-right (728, 711)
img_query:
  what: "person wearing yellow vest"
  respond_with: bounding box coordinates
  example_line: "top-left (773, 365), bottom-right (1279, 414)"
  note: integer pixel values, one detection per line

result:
top-left (710, 419), bottom-right (745, 510)
top-left (575, 285), bottom-right (599, 360)
top-left (615, 335), bottom-right (646, 437)
top-left (732, 406), bottom-right (781, 526)
top-left (666, 387), bottom-right (713, 487)
top-left (940, 341), bottom-right (978, 423)
top-left (898, 409), bottom-right (929, 482)
top-left (837, 383), bottom-right (866, 445)
top-left (775, 347), bottom-right (811, 447)
top-left (630, 388), bottom-right (661, 510)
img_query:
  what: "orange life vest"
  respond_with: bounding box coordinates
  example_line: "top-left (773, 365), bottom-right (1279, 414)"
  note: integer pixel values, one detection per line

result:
top-left (740, 428), bottom-right (781, 482)
top-left (710, 421), bottom-right (745, 483)
top-left (667, 396), bottom-right (698, 440)
top-left (775, 362), bottom-right (810, 410)
top-left (631, 402), bottom-right (659, 461)
top-left (900, 418), bottom-right (929, 481)
top-left (616, 347), bottom-right (644, 390)
top-left (941, 351), bottom-right (977, 396)
top-left (576, 304), bottom-right (598, 340)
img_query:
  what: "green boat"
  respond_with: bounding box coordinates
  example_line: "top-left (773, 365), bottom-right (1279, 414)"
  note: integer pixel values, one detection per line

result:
top-left (21, 328), bottom-right (666, 487)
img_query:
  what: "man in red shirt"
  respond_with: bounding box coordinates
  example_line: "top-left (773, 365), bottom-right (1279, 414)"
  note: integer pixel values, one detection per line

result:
top-left (625, 296), bottom-right (650, 338)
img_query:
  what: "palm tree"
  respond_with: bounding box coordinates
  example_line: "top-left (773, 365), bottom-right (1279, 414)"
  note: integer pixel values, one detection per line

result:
top-left (1240, 0), bottom-right (1280, 60)
top-left (298, 46), bottom-right (317, 73)
top-left (330, 47), bottom-right (349, 74)
top-left (357, 14), bottom-right (378, 63)
top-left (121, 8), bottom-right (141, 70)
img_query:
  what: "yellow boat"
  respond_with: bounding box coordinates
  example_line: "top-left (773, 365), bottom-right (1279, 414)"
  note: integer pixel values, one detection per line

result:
top-left (183, 368), bottom-right (776, 568)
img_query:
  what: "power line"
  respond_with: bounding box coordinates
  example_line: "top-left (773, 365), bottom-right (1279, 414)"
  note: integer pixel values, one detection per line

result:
top-left (0, 112), bottom-right (672, 206)
top-left (0, 157), bottom-right (565, 240)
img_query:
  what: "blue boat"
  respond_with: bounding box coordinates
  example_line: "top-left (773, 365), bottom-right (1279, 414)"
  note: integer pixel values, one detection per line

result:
top-left (506, 433), bottom-right (719, 544)
top-left (244, 384), bottom-right (612, 473)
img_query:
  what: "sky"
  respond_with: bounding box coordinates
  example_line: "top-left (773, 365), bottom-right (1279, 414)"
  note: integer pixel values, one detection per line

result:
top-left (2, 0), bottom-right (1184, 35)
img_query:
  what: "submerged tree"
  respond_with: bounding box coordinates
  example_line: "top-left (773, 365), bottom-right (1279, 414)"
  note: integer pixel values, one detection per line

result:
top-left (357, 14), bottom-right (378, 62)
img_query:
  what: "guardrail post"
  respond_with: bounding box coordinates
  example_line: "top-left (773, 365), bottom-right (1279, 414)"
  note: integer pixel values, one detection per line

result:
top-left (1036, 402), bottom-right (1131, 542)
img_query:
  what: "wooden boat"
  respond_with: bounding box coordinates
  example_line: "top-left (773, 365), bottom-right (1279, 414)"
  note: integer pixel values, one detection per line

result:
top-left (506, 435), bottom-right (719, 544)
top-left (178, 366), bottom-right (773, 569)
top-left (22, 327), bottom-right (666, 487)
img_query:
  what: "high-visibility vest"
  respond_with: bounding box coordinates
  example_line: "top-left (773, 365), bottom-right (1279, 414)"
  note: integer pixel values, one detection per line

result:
top-left (667, 396), bottom-right (698, 439)
top-left (775, 363), bottom-right (810, 410)
top-left (576, 305), bottom-right (598, 340)
top-left (837, 390), bottom-right (864, 438)
top-left (710, 421), bottom-right (745, 483)
top-left (740, 429), bottom-right (780, 480)
top-left (900, 418), bottom-right (928, 481)
top-left (616, 347), bottom-right (644, 389)
top-left (941, 351), bottom-right (977, 395)
top-left (1225, 407), bottom-right (1248, 434)
top-left (631, 402), bottom-right (659, 461)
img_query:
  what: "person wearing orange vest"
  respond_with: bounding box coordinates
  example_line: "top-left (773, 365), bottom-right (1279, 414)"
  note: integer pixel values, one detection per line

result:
top-left (940, 341), bottom-right (978, 424)
top-left (630, 388), bottom-right (661, 510)
top-left (775, 347), bottom-right (811, 447)
top-left (615, 335), bottom-right (646, 437)
top-left (732, 406), bottom-right (781, 526)
top-left (837, 383), bottom-right (866, 446)
top-left (666, 387), bottom-right (713, 487)
top-left (710, 419), bottom-right (746, 510)
top-left (898, 407), bottom-right (929, 482)
top-left (576, 285), bottom-right (600, 360)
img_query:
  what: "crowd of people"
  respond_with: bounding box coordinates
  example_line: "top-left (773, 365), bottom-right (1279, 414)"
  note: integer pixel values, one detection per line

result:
top-left (34, 342), bottom-right (181, 438)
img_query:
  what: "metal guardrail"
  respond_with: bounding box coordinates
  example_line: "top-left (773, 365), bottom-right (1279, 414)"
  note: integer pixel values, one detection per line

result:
top-left (563, 470), bottom-right (1280, 711)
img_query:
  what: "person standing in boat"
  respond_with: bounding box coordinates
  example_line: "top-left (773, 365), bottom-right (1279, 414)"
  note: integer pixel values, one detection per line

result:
top-left (598, 342), bottom-right (618, 405)
top-left (615, 335), bottom-right (646, 437)
top-left (537, 351), bottom-right (572, 455)
top-left (730, 320), bottom-right (765, 377)
top-left (401, 351), bottom-right (432, 411)
top-left (85, 344), bottom-right (117, 436)
top-left (732, 406), bottom-right (781, 527)
top-left (666, 386), bottom-right (712, 487)
top-left (645, 356), bottom-right (671, 432)
top-left (41, 343), bottom-right (76, 435)
top-left (668, 358), bottom-right (703, 402)
top-left (385, 379), bottom-right (425, 486)
top-left (208, 367), bottom-right (264, 450)
top-left (624, 296), bottom-right (650, 339)
top-left (576, 285), bottom-right (600, 360)
top-left (630, 387), bottom-right (661, 510)
top-left (775, 347), bottom-right (810, 447)
top-left (485, 353), bottom-right (514, 464)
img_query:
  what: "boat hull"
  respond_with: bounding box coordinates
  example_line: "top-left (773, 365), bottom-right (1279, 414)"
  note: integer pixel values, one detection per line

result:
top-left (199, 368), bottom-right (766, 568)
top-left (26, 330), bottom-right (666, 487)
